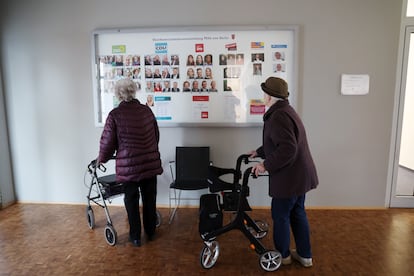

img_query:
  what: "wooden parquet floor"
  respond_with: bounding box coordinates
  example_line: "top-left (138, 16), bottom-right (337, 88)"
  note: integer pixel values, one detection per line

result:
top-left (0, 203), bottom-right (414, 275)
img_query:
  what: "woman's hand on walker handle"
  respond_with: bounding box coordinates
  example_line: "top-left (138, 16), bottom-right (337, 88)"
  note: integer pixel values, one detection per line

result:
top-left (251, 162), bottom-right (266, 177)
top-left (248, 150), bottom-right (258, 158)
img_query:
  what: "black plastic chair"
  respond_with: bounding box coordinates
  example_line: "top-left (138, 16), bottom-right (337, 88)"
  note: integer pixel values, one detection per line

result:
top-left (169, 146), bottom-right (210, 223)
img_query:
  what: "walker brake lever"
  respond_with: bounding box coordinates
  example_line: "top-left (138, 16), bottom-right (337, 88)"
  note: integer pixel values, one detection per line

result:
top-left (98, 163), bottom-right (107, 172)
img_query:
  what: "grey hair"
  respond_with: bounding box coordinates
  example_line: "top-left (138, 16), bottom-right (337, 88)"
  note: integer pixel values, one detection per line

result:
top-left (114, 78), bottom-right (137, 102)
top-left (265, 93), bottom-right (281, 106)
top-left (269, 95), bottom-right (280, 104)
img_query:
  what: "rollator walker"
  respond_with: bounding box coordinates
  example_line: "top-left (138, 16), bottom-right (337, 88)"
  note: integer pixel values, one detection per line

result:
top-left (198, 154), bottom-right (282, 272)
top-left (85, 159), bottom-right (161, 246)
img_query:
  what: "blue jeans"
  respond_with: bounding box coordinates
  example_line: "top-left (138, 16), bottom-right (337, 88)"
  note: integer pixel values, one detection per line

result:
top-left (271, 195), bottom-right (312, 258)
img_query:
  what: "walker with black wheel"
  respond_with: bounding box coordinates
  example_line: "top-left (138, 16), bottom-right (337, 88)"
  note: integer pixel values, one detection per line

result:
top-left (198, 154), bottom-right (281, 272)
top-left (85, 159), bottom-right (161, 246)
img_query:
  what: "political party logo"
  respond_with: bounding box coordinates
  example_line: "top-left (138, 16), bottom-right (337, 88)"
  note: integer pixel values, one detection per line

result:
top-left (112, 45), bottom-right (126, 54)
top-left (251, 42), bottom-right (264, 49)
top-left (155, 42), bottom-right (168, 53)
top-left (201, 111), bottom-right (209, 119)
top-left (195, 44), bottom-right (204, 52)
top-left (225, 43), bottom-right (237, 51)
top-left (271, 44), bottom-right (288, 48)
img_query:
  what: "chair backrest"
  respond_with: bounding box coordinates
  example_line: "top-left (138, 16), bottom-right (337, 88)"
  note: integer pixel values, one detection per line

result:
top-left (175, 146), bottom-right (210, 189)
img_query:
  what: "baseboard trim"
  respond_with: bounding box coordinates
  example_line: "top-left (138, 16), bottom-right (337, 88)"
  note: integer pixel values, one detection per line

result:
top-left (12, 201), bottom-right (389, 210)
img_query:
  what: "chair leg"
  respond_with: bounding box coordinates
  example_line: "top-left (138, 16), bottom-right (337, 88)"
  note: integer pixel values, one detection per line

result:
top-left (169, 189), bottom-right (182, 224)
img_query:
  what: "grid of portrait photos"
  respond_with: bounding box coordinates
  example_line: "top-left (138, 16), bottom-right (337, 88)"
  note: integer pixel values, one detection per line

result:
top-left (99, 50), bottom-right (287, 97)
top-left (143, 54), bottom-right (181, 93)
top-left (272, 50), bottom-right (286, 74)
top-left (99, 54), bottom-right (142, 95)
top-left (183, 53), bottom-right (217, 93)
top-left (219, 53), bottom-right (245, 92)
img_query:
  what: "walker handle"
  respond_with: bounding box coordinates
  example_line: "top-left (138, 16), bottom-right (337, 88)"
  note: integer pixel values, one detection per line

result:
top-left (87, 159), bottom-right (106, 174)
top-left (236, 154), bottom-right (251, 171)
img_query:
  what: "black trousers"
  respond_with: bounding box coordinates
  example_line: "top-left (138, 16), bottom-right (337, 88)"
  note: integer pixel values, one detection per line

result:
top-left (123, 176), bottom-right (157, 240)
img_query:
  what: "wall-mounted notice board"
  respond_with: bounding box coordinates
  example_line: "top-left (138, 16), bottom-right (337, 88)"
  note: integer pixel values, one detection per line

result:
top-left (91, 25), bottom-right (298, 127)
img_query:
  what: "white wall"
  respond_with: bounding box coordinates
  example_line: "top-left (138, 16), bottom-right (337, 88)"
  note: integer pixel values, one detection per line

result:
top-left (0, 0), bottom-right (402, 207)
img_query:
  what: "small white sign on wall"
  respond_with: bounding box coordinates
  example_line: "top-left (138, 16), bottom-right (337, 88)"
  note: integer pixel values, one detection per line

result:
top-left (341, 74), bottom-right (370, 95)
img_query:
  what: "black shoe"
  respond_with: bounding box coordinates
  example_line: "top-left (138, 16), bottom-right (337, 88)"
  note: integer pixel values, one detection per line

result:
top-left (129, 238), bottom-right (141, 247)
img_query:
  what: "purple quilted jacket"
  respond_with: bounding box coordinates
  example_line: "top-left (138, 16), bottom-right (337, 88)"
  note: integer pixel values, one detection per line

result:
top-left (98, 99), bottom-right (163, 183)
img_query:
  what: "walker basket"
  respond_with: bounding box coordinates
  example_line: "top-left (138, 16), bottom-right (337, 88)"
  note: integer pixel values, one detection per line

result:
top-left (98, 174), bottom-right (125, 199)
top-left (199, 194), bottom-right (223, 235)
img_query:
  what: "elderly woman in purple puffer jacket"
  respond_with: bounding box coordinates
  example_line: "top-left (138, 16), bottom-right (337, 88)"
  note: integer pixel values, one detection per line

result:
top-left (97, 78), bottom-right (163, 247)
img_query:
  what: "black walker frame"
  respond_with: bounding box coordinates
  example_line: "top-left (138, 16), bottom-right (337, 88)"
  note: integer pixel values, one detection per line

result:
top-left (199, 154), bottom-right (282, 272)
top-left (85, 159), bottom-right (161, 246)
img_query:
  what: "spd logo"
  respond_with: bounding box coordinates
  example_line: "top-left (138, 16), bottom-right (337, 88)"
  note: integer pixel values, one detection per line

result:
top-left (195, 44), bottom-right (204, 52)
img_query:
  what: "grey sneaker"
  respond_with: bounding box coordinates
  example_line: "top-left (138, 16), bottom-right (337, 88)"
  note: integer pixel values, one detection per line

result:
top-left (282, 255), bottom-right (292, 265)
top-left (291, 249), bottom-right (312, 267)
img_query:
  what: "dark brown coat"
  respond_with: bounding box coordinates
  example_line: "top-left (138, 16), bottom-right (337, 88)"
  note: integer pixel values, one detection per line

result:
top-left (256, 100), bottom-right (318, 198)
top-left (98, 99), bottom-right (163, 183)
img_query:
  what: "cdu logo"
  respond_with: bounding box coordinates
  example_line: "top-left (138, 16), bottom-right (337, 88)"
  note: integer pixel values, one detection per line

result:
top-left (155, 42), bottom-right (168, 53)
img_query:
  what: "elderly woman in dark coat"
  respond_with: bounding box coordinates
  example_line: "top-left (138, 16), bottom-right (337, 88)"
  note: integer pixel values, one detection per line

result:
top-left (98, 78), bottom-right (163, 247)
top-left (250, 77), bottom-right (318, 267)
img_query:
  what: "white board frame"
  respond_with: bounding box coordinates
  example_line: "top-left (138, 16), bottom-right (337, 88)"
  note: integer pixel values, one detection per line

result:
top-left (91, 25), bottom-right (298, 127)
